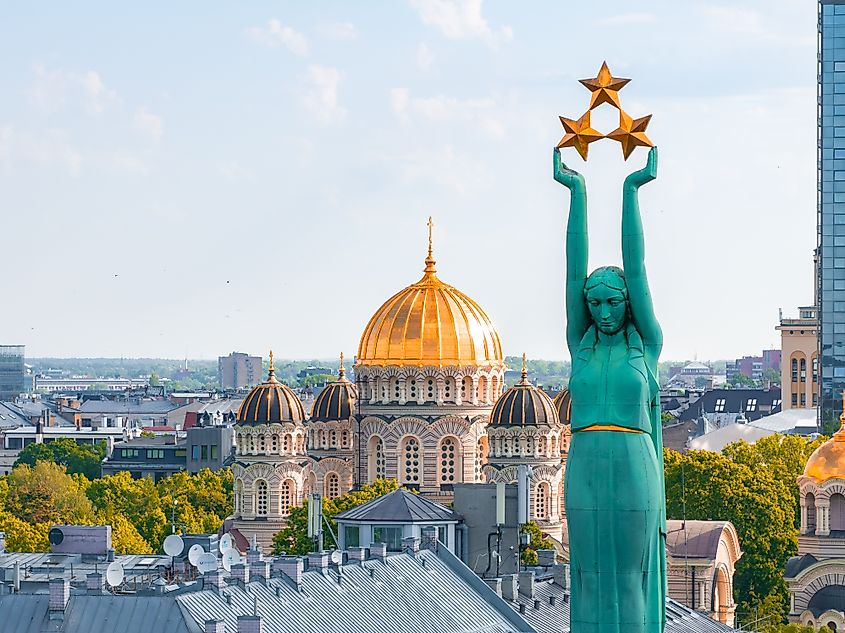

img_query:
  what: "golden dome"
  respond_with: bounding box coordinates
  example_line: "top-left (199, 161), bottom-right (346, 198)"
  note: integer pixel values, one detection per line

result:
top-left (356, 220), bottom-right (503, 368)
top-left (236, 352), bottom-right (305, 426)
top-left (803, 411), bottom-right (845, 483)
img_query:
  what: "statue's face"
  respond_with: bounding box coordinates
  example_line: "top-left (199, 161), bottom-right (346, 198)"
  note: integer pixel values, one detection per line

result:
top-left (585, 284), bottom-right (627, 335)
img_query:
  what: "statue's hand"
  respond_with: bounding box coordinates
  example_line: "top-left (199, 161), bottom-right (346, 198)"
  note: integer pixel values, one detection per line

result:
top-left (625, 146), bottom-right (658, 189)
top-left (554, 148), bottom-right (585, 190)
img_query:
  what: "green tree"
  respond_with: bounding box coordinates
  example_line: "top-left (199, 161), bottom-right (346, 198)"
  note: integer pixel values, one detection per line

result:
top-left (273, 479), bottom-right (401, 555)
top-left (14, 438), bottom-right (107, 479)
top-left (5, 462), bottom-right (95, 525)
top-left (102, 512), bottom-right (152, 554)
top-left (302, 374), bottom-right (337, 388)
top-left (86, 471), bottom-right (167, 547)
top-left (664, 449), bottom-right (796, 629)
top-left (149, 372), bottom-right (161, 386)
top-left (520, 521), bottom-right (555, 566)
top-left (0, 511), bottom-right (49, 552)
top-left (764, 625), bottom-right (832, 633)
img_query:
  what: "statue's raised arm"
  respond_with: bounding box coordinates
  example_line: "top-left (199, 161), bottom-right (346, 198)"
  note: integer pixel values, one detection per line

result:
top-left (554, 148), bottom-right (591, 355)
top-left (622, 146), bottom-right (662, 359)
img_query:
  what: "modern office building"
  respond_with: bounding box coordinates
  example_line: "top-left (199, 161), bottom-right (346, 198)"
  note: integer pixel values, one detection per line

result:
top-left (218, 351), bottom-right (262, 390)
top-left (0, 345), bottom-right (25, 400)
top-left (819, 1), bottom-right (845, 427)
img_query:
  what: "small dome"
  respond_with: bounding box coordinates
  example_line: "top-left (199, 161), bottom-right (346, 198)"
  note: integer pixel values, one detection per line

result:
top-left (489, 357), bottom-right (559, 428)
top-left (236, 353), bottom-right (305, 426)
top-left (553, 388), bottom-right (572, 425)
top-left (803, 413), bottom-right (845, 483)
top-left (311, 355), bottom-right (357, 422)
top-left (356, 220), bottom-right (503, 368)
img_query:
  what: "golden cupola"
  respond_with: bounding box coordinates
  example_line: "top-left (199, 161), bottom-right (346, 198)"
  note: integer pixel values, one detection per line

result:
top-left (803, 403), bottom-right (845, 483)
top-left (356, 218), bottom-right (503, 368)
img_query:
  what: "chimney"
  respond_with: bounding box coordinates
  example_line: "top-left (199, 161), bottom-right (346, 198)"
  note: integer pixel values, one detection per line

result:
top-left (48, 578), bottom-right (70, 618)
top-left (277, 556), bottom-right (303, 587)
top-left (552, 564), bottom-right (569, 589)
top-left (549, 595), bottom-right (557, 606)
top-left (369, 543), bottom-right (387, 561)
top-left (203, 569), bottom-right (225, 590)
top-left (501, 574), bottom-right (517, 601)
top-left (402, 536), bottom-right (420, 553)
top-left (346, 547), bottom-right (367, 562)
top-left (246, 546), bottom-right (262, 565)
top-left (231, 563), bottom-right (250, 584)
top-left (86, 572), bottom-right (104, 594)
top-left (484, 577), bottom-right (502, 597)
top-left (533, 599), bottom-right (541, 610)
top-left (237, 615), bottom-right (263, 633)
top-left (205, 620), bottom-right (225, 633)
top-left (421, 526), bottom-right (438, 549)
top-left (307, 552), bottom-right (329, 572)
top-left (537, 549), bottom-right (556, 566)
top-left (518, 570), bottom-right (535, 599)
top-left (250, 560), bottom-right (270, 583)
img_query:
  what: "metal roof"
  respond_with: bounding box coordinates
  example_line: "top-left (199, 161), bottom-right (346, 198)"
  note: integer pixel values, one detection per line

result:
top-left (665, 520), bottom-right (730, 560)
top-left (334, 488), bottom-right (462, 523)
top-left (77, 400), bottom-right (177, 414)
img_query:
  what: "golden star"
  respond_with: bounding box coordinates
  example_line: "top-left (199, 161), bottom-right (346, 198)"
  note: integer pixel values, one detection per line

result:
top-left (579, 61), bottom-right (631, 110)
top-left (606, 109), bottom-right (653, 160)
top-left (556, 111), bottom-right (603, 160)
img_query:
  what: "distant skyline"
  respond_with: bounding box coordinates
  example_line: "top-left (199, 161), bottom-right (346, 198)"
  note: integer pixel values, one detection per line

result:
top-left (1, 1), bottom-right (816, 361)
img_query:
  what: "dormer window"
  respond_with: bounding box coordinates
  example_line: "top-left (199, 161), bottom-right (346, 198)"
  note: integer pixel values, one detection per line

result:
top-left (746, 399), bottom-right (757, 412)
top-left (714, 399), bottom-right (726, 413)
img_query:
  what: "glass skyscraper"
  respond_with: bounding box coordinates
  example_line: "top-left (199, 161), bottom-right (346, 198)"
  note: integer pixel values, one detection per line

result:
top-left (0, 345), bottom-right (25, 401)
top-left (819, 1), bottom-right (845, 428)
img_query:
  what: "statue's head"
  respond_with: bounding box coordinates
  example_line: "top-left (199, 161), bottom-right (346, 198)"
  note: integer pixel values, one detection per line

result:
top-left (584, 266), bottom-right (629, 335)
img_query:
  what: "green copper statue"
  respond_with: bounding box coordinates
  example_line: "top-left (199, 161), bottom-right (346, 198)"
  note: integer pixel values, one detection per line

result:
top-left (556, 146), bottom-right (667, 633)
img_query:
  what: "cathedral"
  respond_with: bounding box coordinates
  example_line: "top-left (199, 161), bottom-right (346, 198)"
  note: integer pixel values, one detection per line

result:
top-left (230, 226), bottom-right (571, 550)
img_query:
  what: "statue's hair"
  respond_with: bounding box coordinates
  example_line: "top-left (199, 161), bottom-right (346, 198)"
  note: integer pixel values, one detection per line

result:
top-left (584, 266), bottom-right (627, 299)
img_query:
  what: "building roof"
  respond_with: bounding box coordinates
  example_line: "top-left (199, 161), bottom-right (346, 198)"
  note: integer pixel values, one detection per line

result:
top-left (552, 388), bottom-right (571, 425)
top-left (0, 401), bottom-right (28, 428)
top-left (803, 413), bottom-right (845, 483)
top-left (751, 407), bottom-right (819, 433)
top-left (677, 388), bottom-right (781, 423)
top-left (77, 399), bottom-right (178, 415)
top-left (665, 520), bottom-right (730, 559)
top-left (687, 424), bottom-right (773, 453)
top-left (335, 488), bottom-right (461, 523)
top-left (112, 435), bottom-right (185, 448)
top-left (489, 362), bottom-right (559, 429)
top-left (236, 361), bottom-right (305, 427)
top-left (784, 553), bottom-right (818, 579)
top-left (310, 362), bottom-right (357, 422)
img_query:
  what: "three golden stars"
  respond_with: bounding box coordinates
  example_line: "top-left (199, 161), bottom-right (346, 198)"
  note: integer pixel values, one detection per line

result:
top-left (556, 61), bottom-right (653, 161)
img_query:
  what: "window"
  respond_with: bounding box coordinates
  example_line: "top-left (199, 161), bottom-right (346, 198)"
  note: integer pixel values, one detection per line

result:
top-left (800, 358), bottom-right (807, 383)
top-left (201, 445), bottom-right (208, 460)
top-left (745, 399), bottom-right (757, 412)
top-left (284, 434), bottom-right (292, 453)
top-left (437, 526), bottom-right (448, 546)
top-left (714, 399), bottom-right (726, 413)
top-left (280, 479), bottom-right (294, 515)
top-left (330, 430), bottom-right (337, 448)
top-left (341, 430), bottom-right (349, 448)
top-left (792, 393), bottom-right (798, 406)
top-left (344, 525), bottom-right (360, 548)
top-left (440, 437), bottom-right (457, 483)
top-left (191, 446), bottom-right (200, 460)
top-left (535, 482), bottom-right (551, 520)
top-left (370, 436), bottom-right (386, 480)
top-left (120, 448), bottom-right (140, 458)
top-left (401, 437), bottom-right (421, 485)
top-left (372, 526), bottom-right (404, 551)
top-left (146, 449), bottom-right (164, 459)
top-left (256, 480), bottom-right (268, 516)
top-left (174, 449), bottom-right (186, 458)
top-left (210, 446), bottom-right (218, 460)
top-left (813, 357), bottom-right (819, 383)
top-left (325, 472), bottom-right (340, 499)
top-left (792, 358), bottom-right (798, 383)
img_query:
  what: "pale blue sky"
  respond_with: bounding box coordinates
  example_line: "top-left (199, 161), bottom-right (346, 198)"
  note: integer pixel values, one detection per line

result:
top-left (0, 1), bottom-right (817, 361)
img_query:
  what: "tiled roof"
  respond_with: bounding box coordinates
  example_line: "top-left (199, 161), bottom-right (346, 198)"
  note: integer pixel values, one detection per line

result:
top-left (334, 488), bottom-right (462, 522)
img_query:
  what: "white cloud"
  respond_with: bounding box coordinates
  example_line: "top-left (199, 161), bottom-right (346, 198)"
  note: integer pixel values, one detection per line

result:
top-left (594, 12), bottom-right (656, 27)
top-left (390, 88), bottom-right (505, 139)
top-left (6, 128), bottom-right (83, 174)
top-left (408, 0), bottom-right (512, 44)
top-left (302, 65), bottom-right (346, 124)
top-left (417, 43), bottom-right (435, 70)
top-left (319, 22), bottom-right (359, 41)
top-left (133, 107), bottom-right (163, 141)
top-left (30, 65), bottom-right (118, 114)
top-left (247, 19), bottom-right (309, 56)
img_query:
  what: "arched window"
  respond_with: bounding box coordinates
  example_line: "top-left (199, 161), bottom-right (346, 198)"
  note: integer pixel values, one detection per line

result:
top-left (806, 492), bottom-right (817, 533)
top-left (324, 472), bottom-right (340, 499)
top-left (550, 436), bottom-right (557, 456)
top-left (330, 430), bottom-right (338, 448)
top-left (233, 478), bottom-right (242, 514)
top-left (390, 377), bottom-right (400, 402)
top-left (236, 433), bottom-right (244, 454)
top-left (477, 376), bottom-right (488, 403)
top-left (800, 358), bottom-right (807, 383)
top-left (538, 436), bottom-right (547, 456)
top-left (408, 378), bottom-right (418, 401)
top-left (401, 436), bottom-right (421, 485)
top-left (491, 375), bottom-right (499, 400)
top-left (791, 357), bottom-right (798, 383)
top-left (461, 377), bottom-right (471, 401)
top-left (295, 434), bottom-right (303, 452)
top-left (439, 437), bottom-right (461, 484)
top-left (259, 434), bottom-right (266, 453)
top-left (283, 434), bottom-right (292, 454)
top-left (443, 378), bottom-right (455, 403)
top-left (535, 482), bottom-right (551, 520)
top-left (320, 430), bottom-right (328, 449)
top-left (369, 436), bottom-right (386, 481)
top-left (425, 378), bottom-right (436, 402)
top-left (812, 355), bottom-right (819, 383)
top-left (271, 434), bottom-right (279, 453)
top-left (831, 493), bottom-right (845, 532)
top-left (255, 480), bottom-right (268, 516)
top-left (249, 434), bottom-right (256, 453)
top-left (280, 479), bottom-right (294, 515)
top-left (341, 430), bottom-right (349, 448)
top-left (475, 437), bottom-right (488, 482)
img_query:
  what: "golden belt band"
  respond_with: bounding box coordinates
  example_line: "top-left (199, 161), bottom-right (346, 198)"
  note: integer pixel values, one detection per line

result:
top-left (577, 424), bottom-right (643, 434)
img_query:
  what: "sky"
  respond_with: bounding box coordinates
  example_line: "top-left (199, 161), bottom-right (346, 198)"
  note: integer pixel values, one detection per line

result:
top-left (0, 1), bottom-right (819, 362)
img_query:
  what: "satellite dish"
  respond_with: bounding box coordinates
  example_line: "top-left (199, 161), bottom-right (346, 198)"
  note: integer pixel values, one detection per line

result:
top-left (330, 550), bottom-right (343, 565)
top-left (221, 547), bottom-right (241, 572)
top-left (188, 544), bottom-right (204, 566)
top-left (163, 534), bottom-right (184, 557)
top-left (106, 561), bottom-right (124, 587)
top-left (197, 552), bottom-right (218, 574)
top-left (219, 533), bottom-right (234, 554)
